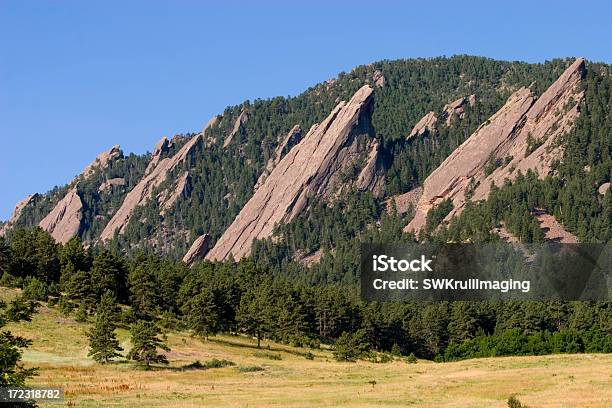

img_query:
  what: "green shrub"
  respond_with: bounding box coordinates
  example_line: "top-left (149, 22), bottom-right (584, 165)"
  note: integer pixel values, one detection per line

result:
top-left (182, 359), bottom-right (235, 370)
top-left (238, 365), bottom-right (264, 373)
top-left (507, 395), bottom-right (526, 408)
top-left (406, 353), bottom-right (418, 364)
top-left (22, 277), bottom-right (48, 301)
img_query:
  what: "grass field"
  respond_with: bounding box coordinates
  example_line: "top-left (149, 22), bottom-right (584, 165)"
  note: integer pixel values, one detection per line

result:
top-left (2, 287), bottom-right (611, 407)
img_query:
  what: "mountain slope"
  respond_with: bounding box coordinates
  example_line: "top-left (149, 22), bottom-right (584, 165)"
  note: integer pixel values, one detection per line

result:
top-left (3, 56), bottom-right (608, 263)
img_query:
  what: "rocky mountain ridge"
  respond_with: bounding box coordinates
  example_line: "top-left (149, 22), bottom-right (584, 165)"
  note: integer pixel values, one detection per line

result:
top-left (3, 56), bottom-right (605, 263)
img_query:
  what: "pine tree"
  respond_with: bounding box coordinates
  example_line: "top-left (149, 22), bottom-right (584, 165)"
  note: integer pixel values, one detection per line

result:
top-left (127, 321), bottom-right (170, 367)
top-left (0, 296), bottom-right (38, 387)
top-left (128, 262), bottom-right (160, 320)
top-left (182, 287), bottom-right (220, 340)
top-left (87, 291), bottom-right (123, 363)
top-left (91, 250), bottom-right (128, 302)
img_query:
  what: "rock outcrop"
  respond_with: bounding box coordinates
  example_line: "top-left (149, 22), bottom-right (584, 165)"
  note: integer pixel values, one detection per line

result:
top-left (406, 58), bottom-right (585, 235)
top-left (598, 182), bottom-right (610, 195)
top-left (159, 172), bottom-right (190, 215)
top-left (100, 129), bottom-right (207, 241)
top-left (0, 194), bottom-right (39, 236)
top-left (373, 70), bottom-right (385, 87)
top-left (254, 125), bottom-right (302, 191)
top-left (533, 209), bottom-right (578, 243)
top-left (205, 84), bottom-right (382, 261)
top-left (98, 178), bottom-right (126, 193)
top-left (385, 187), bottom-right (423, 215)
top-left (408, 112), bottom-right (437, 139)
top-left (81, 145), bottom-right (121, 180)
top-left (224, 109), bottom-right (248, 148)
top-left (3, 144), bottom-right (123, 241)
top-left (182, 234), bottom-right (211, 265)
top-left (145, 137), bottom-right (172, 175)
top-left (39, 188), bottom-right (83, 243)
top-left (442, 95), bottom-right (476, 126)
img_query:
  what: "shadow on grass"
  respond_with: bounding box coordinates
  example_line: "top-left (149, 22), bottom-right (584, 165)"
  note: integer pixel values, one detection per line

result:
top-left (207, 336), bottom-right (315, 358)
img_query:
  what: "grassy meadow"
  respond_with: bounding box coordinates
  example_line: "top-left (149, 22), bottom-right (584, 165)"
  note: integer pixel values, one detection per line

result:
top-left (2, 287), bottom-right (611, 407)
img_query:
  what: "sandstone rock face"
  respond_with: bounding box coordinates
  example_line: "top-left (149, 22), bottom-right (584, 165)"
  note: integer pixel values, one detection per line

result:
top-left (39, 188), bottom-right (83, 243)
top-left (533, 209), bottom-right (578, 243)
top-left (3, 144), bottom-right (123, 241)
top-left (182, 234), bottom-right (211, 265)
top-left (0, 194), bottom-right (39, 236)
top-left (81, 145), bottom-right (121, 180)
top-left (159, 172), bottom-right (190, 215)
top-left (442, 95), bottom-right (476, 126)
top-left (224, 109), bottom-right (248, 148)
top-left (406, 58), bottom-right (585, 235)
top-left (145, 137), bottom-right (172, 175)
top-left (254, 125), bottom-right (302, 191)
top-left (373, 70), bottom-right (385, 87)
top-left (206, 85), bottom-right (381, 261)
top-left (385, 187), bottom-right (423, 215)
top-left (98, 178), bottom-right (126, 193)
top-left (408, 112), bottom-right (437, 139)
top-left (356, 138), bottom-right (384, 194)
top-left (100, 130), bottom-right (206, 241)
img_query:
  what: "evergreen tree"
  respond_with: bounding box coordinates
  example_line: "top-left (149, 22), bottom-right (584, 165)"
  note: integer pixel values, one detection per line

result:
top-left (91, 250), bottom-right (128, 302)
top-left (0, 296), bottom-right (38, 387)
top-left (87, 291), bottom-right (123, 363)
top-left (333, 329), bottom-right (371, 361)
top-left (181, 287), bottom-right (220, 340)
top-left (128, 261), bottom-right (160, 320)
top-left (127, 321), bottom-right (170, 367)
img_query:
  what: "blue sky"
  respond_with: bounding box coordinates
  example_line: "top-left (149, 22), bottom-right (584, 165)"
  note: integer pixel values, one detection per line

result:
top-left (1, 0), bottom-right (611, 220)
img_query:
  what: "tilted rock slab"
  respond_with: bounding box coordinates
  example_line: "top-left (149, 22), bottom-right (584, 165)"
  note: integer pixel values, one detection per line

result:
top-left (224, 109), bottom-right (248, 148)
top-left (5, 144), bottom-right (122, 242)
top-left (408, 111), bottom-right (437, 139)
top-left (0, 194), bottom-right (39, 236)
top-left (206, 84), bottom-right (380, 261)
top-left (100, 132), bottom-right (205, 242)
top-left (39, 188), bottom-right (83, 243)
top-left (81, 145), bottom-right (121, 180)
top-left (254, 125), bottom-right (302, 191)
top-left (182, 233), bottom-right (212, 265)
top-left (406, 58), bottom-right (585, 235)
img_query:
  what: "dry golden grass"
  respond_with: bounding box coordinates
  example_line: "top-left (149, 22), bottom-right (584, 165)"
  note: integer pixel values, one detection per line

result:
top-left (2, 287), bottom-right (611, 407)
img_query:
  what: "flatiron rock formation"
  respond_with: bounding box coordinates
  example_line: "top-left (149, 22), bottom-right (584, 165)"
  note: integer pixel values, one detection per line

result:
top-left (0, 194), bottom-right (39, 236)
top-left (406, 58), bottom-right (585, 235)
top-left (80, 145), bottom-right (121, 180)
top-left (442, 94), bottom-right (475, 126)
top-left (39, 188), bottom-right (83, 243)
top-left (205, 84), bottom-right (382, 261)
top-left (408, 111), bottom-right (437, 139)
top-left (182, 234), bottom-right (212, 265)
top-left (100, 131), bottom-right (205, 241)
top-left (224, 108), bottom-right (249, 148)
top-left (254, 125), bottom-right (302, 191)
top-left (27, 144), bottom-right (123, 243)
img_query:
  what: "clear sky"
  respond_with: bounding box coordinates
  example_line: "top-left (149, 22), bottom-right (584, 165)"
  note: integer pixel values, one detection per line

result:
top-left (1, 0), bottom-right (611, 220)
